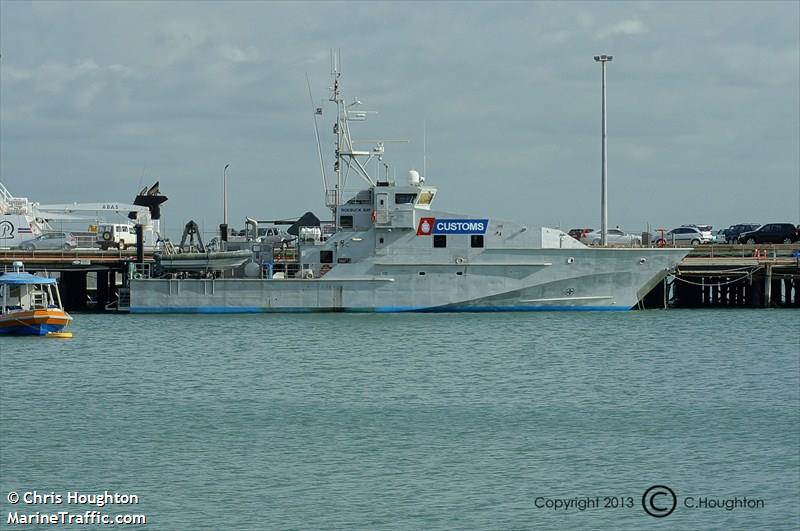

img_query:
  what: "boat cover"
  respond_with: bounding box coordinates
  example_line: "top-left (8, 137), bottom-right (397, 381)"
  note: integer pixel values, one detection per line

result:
top-left (0, 272), bottom-right (57, 285)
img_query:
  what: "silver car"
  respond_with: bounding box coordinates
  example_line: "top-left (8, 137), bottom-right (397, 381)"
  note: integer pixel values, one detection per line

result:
top-left (682, 224), bottom-right (714, 243)
top-left (656, 226), bottom-right (710, 246)
top-left (20, 232), bottom-right (78, 250)
top-left (580, 228), bottom-right (642, 246)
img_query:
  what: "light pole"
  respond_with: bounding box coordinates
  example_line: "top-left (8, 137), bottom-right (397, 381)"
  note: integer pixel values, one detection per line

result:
top-left (594, 54), bottom-right (612, 246)
top-left (223, 163), bottom-right (230, 226)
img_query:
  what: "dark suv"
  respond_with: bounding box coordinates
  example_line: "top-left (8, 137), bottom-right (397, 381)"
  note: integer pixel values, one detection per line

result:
top-left (738, 223), bottom-right (799, 244)
top-left (725, 223), bottom-right (760, 243)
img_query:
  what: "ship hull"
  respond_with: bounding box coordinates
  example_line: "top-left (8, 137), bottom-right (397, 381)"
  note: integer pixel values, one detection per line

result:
top-left (0, 309), bottom-right (72, 335)
top-left (130, 248), bottom-right (688, 313)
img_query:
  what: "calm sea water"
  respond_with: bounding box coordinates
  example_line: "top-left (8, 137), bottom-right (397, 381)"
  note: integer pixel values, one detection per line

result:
top-left (1, 310), bottom-right (798, 530)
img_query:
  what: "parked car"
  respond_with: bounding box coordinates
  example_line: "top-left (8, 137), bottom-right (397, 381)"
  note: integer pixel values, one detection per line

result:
top-left (580, 228), bottom-right (641, 246)
top-left (654, 226), bottom-right (712, 246)
top-left (725, 223), bottom-right (760, 243)
top-left (738, 223), bottom-right (799, 244)
top-left (20, 232), bottom-right (78, 250)
top-left (568, 228), bottom-right (593, 241)
top-left (681, 224), bottom-right (714, 243)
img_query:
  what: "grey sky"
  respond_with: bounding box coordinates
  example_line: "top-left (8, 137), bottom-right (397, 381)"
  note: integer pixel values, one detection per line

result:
top-left (1, 1), bottom-right (798, 238)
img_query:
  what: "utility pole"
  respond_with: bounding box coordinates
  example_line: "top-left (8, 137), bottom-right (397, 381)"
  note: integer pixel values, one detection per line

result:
top-left (223, 163), bottom-right (230, 225)
top-left (594, 54), bottom-right (612, 246)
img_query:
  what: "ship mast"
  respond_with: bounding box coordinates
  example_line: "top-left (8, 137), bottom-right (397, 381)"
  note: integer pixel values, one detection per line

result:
top-left (330, 52), bottom-right (343, 231)
top-left (326, 51), bottom-right (380, 232)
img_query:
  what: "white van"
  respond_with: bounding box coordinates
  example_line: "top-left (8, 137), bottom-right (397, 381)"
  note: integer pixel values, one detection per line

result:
top-left (97, 223), bottom-right (137, 250)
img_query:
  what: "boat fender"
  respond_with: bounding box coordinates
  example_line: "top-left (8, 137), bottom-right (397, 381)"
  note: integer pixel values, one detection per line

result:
top-left (102, 231), bottom-right (112, 241)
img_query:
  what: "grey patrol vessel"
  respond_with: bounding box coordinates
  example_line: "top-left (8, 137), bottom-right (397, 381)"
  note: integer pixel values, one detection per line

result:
top-left (130, 63), bottom-right (689, 313)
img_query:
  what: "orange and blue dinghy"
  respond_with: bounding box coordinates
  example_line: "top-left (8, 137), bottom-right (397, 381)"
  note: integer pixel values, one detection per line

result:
top-left (0, 265), bottom-right (72, 336)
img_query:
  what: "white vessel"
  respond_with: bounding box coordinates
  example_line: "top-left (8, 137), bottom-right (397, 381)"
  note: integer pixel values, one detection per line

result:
top-left (129, 62), bottom-right (690, 313)
top-left (0, 182), bottom-right (48, 248)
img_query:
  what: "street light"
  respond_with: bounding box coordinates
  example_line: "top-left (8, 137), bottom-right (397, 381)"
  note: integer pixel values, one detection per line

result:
top-left (223, 163), bottom-right (230, 226)
top-left (594, 54), bottom-right (612, 246)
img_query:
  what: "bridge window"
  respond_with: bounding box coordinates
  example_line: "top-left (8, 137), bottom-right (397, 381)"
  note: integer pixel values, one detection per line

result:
top-left (339, 215), bottom-right (353, 229)
top-left (417, 191), bottom-right (435, 205)
top-left (471, 235), bottom-right (484, 248)
top-left (395, 193), bottom-right (417, 204)
top-left (433, 235), bottom-right (447, 248)
top-left (320, 250), bottom-right (333, 264)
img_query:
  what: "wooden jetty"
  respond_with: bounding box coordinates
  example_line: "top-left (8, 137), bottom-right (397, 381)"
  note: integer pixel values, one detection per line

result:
top-left (642, 244), bottom-right (800, 309)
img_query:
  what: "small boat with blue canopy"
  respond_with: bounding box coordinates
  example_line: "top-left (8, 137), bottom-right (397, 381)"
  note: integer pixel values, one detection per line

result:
top-left (0, 262), bottom-right (72, 335)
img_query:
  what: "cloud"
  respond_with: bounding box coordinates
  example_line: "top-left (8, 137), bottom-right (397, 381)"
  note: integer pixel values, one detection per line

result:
top-left (0, 59), bottom-right (133, 95)
top-left (1, 2), bottom-right (797, 231)
top-left (597, 19), bottom-right (647, 39)
top-left (217, 44), bottom-right (260, 65)
top-left (151, 20), bottom-right (210, 68)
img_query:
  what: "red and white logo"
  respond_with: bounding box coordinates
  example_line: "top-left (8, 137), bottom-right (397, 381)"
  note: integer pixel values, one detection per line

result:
top-left (416, 217), bottom-right (435, 236)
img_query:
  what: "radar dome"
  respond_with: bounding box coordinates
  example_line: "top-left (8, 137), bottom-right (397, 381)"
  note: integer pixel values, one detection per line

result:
top-left (408, 170), bottom-right (420, 185)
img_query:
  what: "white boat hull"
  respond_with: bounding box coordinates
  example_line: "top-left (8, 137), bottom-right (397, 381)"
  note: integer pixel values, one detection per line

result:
top-left (130, 248), bottom-right (687, 312)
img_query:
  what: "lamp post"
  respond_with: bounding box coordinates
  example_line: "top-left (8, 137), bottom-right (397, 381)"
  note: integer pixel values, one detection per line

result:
top-left (223, 163), bottom-right (230, 226)
top-left (594, 54), bottom-right (612, 246)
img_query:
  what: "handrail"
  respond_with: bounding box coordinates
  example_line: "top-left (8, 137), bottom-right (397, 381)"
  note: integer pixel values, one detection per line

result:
top-left (0, 182), bottom-right (12, 202)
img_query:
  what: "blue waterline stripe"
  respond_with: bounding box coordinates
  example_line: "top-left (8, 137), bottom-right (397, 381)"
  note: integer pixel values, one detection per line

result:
top-left (130, 305), bottom-right (629, 314)
top-left (422, 305), bottom-right (627, 312)
top-left (0, 323), bottom-right (64, 335)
